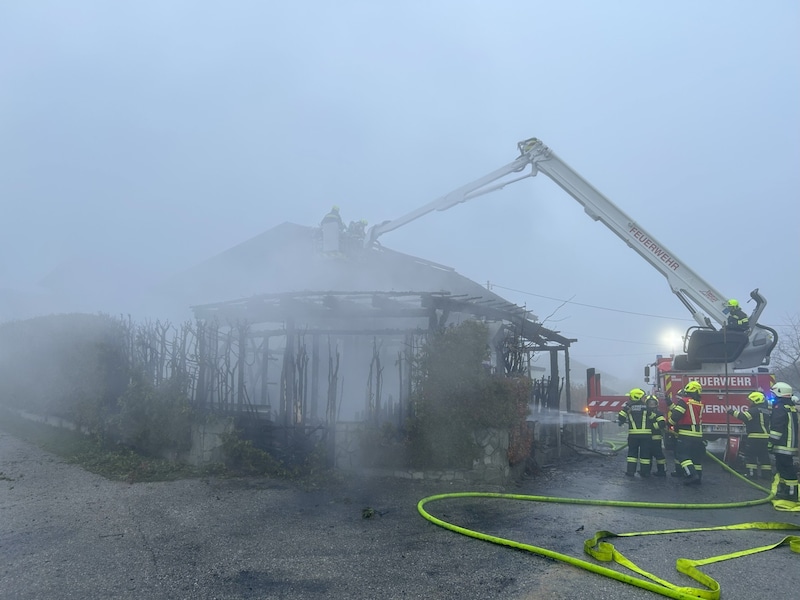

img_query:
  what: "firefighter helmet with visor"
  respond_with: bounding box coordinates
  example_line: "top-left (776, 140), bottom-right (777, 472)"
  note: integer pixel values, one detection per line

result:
top-left (628, 388), bottom-right (645, 401)
top-left (684, 381), bottom-right (703, 394)
top-left (771, 382), bottom-right (793, 399)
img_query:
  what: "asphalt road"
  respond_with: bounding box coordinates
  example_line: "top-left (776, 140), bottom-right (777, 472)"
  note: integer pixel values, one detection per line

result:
top-left (1, 430), bottom-right (798, 600)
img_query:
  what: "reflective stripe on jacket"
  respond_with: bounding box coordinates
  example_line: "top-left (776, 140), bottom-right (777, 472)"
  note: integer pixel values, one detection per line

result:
top-left (668, 398), bottom-right (703, 438)
top-left (769, 401), bottom-right (799, 456)
top-left (731, 406), bottom-right (769, 439)
top-left (650, 411), bottom-right (667, 440)
top-left (618, 401), bottom-right (651, 436)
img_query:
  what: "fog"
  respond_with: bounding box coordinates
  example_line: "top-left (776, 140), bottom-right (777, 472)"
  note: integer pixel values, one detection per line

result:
top-left (1, 1), bottom-right (798, 391)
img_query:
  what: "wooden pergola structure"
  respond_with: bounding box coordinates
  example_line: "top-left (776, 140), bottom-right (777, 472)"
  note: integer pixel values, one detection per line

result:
top-left (190, 289), bottom-right (577, 426)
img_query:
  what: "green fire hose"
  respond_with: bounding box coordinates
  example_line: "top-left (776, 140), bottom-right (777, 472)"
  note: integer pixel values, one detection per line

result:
top-left (417, 452), bottom-right (800, 600)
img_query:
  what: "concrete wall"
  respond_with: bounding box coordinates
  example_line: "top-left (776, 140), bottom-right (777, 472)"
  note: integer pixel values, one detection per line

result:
top-left (6, 406), bottom-right (588, 485)
top-left (186, 418), bottom-right (234, 466)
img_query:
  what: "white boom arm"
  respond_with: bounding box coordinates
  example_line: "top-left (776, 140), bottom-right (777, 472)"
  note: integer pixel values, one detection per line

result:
top-left (367, 137), bottom-right (774, 367)
top-left (515, 139), bottom-right (729, 330)
top-left (366, 155), bottom-right (536, 242)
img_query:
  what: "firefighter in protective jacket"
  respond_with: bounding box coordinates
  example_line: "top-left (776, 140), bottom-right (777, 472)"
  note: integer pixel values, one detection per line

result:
top-left (768, 382), bottom-right (799, 501)
top-left (617, 388), bottom-right (653, 477)
top-left (646, 395), bottom-right (667, 476)
top-left (725, 299), bottom-right (750, 331)
top-left (667, 381), bottom-right (704, 485)
top-left (727, 391), bottom-right (772, 480)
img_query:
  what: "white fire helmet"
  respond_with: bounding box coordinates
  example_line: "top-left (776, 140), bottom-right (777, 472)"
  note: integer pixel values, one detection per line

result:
top-left (770, 381), bottom-right (793, 399)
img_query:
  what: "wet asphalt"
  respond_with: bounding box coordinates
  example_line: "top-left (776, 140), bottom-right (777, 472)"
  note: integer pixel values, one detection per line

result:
top-left (2, 431), bottom-right (799, 600)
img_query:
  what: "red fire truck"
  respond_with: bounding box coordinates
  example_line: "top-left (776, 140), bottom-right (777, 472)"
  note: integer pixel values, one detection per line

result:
top-left (646, 355), bottom-right (775, 459)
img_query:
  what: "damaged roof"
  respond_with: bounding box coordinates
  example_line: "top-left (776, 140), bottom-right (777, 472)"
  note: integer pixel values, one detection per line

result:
top-left (166, 221), bottom-right (572, 348)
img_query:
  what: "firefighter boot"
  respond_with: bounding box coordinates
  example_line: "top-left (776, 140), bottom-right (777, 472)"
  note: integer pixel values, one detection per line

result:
top-left (625, 461), bottom-right (637, 477)
top-left (789, 484), bottom-right (798, 503)
top-left (683, 464), bottom-right (701, 486)
top-left (654, 463), bottom-right (666, 477)
top-left (775, 483), bottom-right (791, 501)
top-left (760, 468), bottom-right (773, 481)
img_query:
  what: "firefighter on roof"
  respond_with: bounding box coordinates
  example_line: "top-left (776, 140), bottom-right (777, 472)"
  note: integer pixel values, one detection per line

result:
top-left (727, 391), bottom-right (772, 480)
top-left (668, 381), bottom-right (704, 485)
top-left (617, 388), bottom-right (653, 477)
top-left (768, 382), bottom-right (799, 502)
top-left (646, 395), bottom-right (667, 476)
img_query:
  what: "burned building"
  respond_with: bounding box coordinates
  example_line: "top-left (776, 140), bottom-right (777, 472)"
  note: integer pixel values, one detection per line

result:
top-left (155, 219), bottom-right (576, 430)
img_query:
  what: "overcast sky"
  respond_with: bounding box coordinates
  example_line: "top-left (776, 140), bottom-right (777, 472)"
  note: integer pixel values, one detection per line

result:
top-left (1, 1), bottom-right (798, 386)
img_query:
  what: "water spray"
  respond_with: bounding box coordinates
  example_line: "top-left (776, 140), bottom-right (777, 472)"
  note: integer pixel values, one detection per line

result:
top-left (527, 411), bottom-right (610, 426)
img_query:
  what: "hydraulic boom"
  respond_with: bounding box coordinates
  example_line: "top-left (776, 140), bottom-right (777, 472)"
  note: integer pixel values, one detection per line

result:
top-left (367, 137), bottom-right (777, 369)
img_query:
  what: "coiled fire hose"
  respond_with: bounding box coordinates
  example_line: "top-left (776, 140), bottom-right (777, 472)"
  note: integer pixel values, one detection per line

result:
top-left (417, 451), bottom-right (800, 600)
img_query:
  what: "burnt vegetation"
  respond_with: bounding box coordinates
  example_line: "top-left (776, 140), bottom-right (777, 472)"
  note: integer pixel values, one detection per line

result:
top-left (0, 313), bottom-right (540, 479)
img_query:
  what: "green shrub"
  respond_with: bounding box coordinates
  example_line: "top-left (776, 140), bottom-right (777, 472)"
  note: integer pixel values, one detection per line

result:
top-left (407, 320), bottom-right (531, 469)
top-left (112, 370), bottom-right (193, 458)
